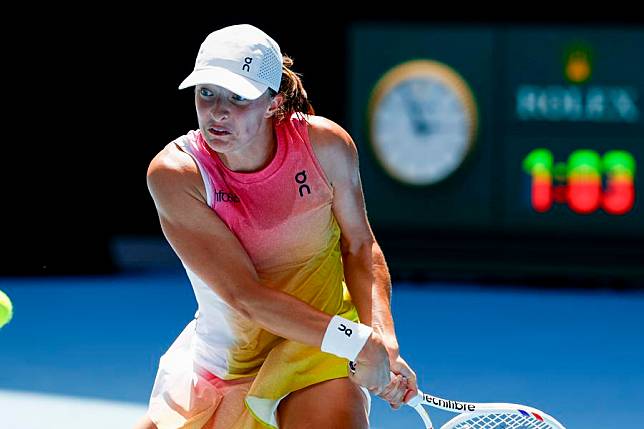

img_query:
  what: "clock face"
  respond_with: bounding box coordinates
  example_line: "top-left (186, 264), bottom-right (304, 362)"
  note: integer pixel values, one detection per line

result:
top-left (368, 60), bottom-right (478, 186)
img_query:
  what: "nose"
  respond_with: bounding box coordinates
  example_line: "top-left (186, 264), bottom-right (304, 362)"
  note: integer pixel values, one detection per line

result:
top-left (209, 98), bottom-right (229, 121)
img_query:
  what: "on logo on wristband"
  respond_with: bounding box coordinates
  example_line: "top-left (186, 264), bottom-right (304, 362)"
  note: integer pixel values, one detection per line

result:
top-left (322, 315), bottom-right (372, 361)
top-left (339, 324), bottom-right (353, 337)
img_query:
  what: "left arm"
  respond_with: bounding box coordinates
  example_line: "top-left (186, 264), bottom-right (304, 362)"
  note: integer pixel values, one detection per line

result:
top-left (309, 116), bottom-right (417, 406)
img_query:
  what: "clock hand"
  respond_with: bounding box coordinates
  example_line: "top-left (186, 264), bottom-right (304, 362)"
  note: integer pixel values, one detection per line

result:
top-left (400, 82), bottom-right (431, 135)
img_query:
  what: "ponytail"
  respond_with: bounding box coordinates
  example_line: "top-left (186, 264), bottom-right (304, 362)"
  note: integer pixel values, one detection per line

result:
top-left (271, 55), bottom-right (315, 122)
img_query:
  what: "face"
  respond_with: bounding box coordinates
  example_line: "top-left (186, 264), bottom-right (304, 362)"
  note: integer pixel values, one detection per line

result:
top-left (195, 84), bottom-right (282, 155)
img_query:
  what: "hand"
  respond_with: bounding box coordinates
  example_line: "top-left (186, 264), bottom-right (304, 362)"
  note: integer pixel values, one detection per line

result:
top-left (378, 373), bottom-right (410, 410)
top-left (347, 331), bottom-right (390, 395)
top-left (387, 354), bottom-right (418, 409)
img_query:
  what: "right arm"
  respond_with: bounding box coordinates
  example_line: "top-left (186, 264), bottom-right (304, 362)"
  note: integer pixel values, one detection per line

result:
top-left (146, 145), bottom-right (387, 386)
top-left (146, 144), bottom-right (332, 346)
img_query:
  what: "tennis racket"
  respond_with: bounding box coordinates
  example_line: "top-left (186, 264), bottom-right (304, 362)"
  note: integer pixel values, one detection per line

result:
top-left (406, 390), bottom-right (567, 429)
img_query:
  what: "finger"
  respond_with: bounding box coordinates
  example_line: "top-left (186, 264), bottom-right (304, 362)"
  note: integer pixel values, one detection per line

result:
top-left (402, 388), bottom-right (417, 403)
top-left (406, 370), bottom-right (418, 392)
top-left (393, 360), bottom-right (418, 401)
top-left (394, 362), bottom-right (417, 388)
top-left (378, 374), bottom-right (403, 398)
top-left (381, 376), bottom-right (406, 404)
top-left (391, 377), bottom-right (409, 405)
top-left (405, 374), bottom-right (418, 402)
top-left (382, 376), bottom-right (408, 405)
top-left (388, 381), bottom-right (408, 410)
top-left (369, 374), bottom-right (395, 396)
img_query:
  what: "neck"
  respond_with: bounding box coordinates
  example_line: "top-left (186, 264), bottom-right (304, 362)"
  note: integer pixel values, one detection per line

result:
top-left (218, 120), bottom-right (277, 172)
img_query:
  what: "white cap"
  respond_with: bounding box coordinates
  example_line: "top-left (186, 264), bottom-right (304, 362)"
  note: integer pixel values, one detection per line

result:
top-left (178, 24), bottom-right (283, 100)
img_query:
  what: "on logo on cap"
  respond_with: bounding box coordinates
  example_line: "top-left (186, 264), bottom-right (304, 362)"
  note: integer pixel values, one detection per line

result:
top-left (243, 57), bottom-right (253, 72)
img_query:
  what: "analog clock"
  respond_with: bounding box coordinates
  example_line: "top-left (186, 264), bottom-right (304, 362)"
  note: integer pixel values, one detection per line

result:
top-left (367, 60), bottom-right (479, 186)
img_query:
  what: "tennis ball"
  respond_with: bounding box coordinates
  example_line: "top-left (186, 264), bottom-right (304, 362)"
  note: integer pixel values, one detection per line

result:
top-left (0, 289), bottom-right (13, 328)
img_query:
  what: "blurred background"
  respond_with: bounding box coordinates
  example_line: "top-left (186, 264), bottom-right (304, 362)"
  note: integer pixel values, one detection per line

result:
top-left (1, 11), bottom-right (643, 429)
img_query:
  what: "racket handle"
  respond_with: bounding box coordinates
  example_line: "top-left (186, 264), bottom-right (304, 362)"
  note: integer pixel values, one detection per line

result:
top-left (409, 391), bottom-right (434, 429)
top-left (388, 372), bottom-right (424, 407)
top-left (387, 373), bottom-right (433, 428)
top-left (407, 390), bottom-right (424, 408)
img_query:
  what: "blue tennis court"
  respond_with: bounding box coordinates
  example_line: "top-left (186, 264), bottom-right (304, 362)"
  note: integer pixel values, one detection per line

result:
top-left (1, 265), bottom-right (642, 428)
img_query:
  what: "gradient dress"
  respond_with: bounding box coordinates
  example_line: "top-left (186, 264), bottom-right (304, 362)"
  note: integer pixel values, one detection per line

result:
top-left (148, 113), bottom-right (369, 428)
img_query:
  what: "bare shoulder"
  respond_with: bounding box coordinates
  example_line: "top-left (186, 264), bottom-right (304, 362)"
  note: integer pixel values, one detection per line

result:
top-left (146, 141), bottom-right (207, 209)
top-left (306, 116), bottom-right (359, 183)
top-left (148, 142), bottom-right (198, 178)
top-left (307, 115), bottom-right (355, 154)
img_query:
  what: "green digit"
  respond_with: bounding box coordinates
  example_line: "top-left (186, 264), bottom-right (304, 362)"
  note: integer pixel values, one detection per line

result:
top-left (603, 151), bottom-right (636, 177)
top-left (568, 150), bottom-right (602, 176)
top-left (523, 148), bottom-right (553, 175)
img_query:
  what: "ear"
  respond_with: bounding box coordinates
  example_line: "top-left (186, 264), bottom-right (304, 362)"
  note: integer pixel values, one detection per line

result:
top-left (264, 93), bottom-right (285, 118)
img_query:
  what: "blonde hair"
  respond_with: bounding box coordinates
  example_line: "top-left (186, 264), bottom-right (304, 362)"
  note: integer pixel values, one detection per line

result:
top-left (271, 55), bottom-right (315, 122)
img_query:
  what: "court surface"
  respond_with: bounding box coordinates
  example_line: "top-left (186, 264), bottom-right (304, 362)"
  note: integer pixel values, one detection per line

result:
top-left (1, 268), bottom-right (643, 428)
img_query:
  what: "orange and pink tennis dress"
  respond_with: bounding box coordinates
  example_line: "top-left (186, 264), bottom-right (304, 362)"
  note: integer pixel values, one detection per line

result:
top-left (147, 114), bottom-right (369, 428)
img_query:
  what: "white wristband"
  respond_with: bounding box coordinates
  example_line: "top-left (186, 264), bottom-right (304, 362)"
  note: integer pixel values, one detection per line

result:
top-left (321, 315), bottom-right (373, 361)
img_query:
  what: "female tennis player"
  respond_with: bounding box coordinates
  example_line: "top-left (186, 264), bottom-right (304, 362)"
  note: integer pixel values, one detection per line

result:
top-left (134, 24), bottom-right (418, 429)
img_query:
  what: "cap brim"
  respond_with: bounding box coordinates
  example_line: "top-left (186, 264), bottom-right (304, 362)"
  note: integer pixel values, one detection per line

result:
top-left (178, 67), bottom-right (268, 100)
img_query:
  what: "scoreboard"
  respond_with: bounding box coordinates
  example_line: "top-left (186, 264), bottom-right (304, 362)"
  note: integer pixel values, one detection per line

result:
top-left (500, 28), bottom-right (643, 239)
top-left (348, 25), bottom-right (644, 279)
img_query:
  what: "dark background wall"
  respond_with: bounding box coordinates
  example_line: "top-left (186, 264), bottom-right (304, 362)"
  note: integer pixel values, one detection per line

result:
top-left (4, 11), bottom-right (642, 284)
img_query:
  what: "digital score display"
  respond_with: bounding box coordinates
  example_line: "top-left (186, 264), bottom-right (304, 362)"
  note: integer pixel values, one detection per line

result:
top-left (523, 149), bottom-right (636, 215)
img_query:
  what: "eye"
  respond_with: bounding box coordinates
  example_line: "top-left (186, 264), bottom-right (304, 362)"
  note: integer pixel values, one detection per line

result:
top-left (231, 94), bottom-right (248, 102)
top-left (199, 87), bottom-right (214, 97)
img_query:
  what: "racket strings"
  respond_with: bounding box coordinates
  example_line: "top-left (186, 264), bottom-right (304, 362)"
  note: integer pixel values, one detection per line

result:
top-left (450, 413), bottom-right (554, 429)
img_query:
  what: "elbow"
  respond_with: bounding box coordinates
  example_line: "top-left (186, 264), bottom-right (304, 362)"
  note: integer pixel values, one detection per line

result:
top-left (341, 236), bottom-right (375, 259)
top-left (229, 283), bottom-right (262, 321)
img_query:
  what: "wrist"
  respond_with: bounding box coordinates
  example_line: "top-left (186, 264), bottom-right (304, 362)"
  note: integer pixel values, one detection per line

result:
top-left (373, 320), bottom-right (396, 338)
top-left (378, 333), bottom-right (400, 358)
top-left (321, 315), bottom-right (373, 361)
top-left (384, 337), bottom-right (399, 354)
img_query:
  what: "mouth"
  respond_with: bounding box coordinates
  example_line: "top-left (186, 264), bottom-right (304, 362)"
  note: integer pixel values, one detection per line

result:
top-left (208, 126), bottom-right (232, 137)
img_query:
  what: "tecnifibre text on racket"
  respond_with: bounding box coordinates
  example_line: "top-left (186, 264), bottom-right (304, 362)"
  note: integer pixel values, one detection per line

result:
top-left (406, 390), bottom-right (566, 429)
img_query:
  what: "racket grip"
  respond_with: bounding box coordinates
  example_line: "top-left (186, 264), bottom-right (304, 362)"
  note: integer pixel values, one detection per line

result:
top-left (388, 372), bottom-right (424, 408)
top-left (407, 390), bottom-right (424, 408)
